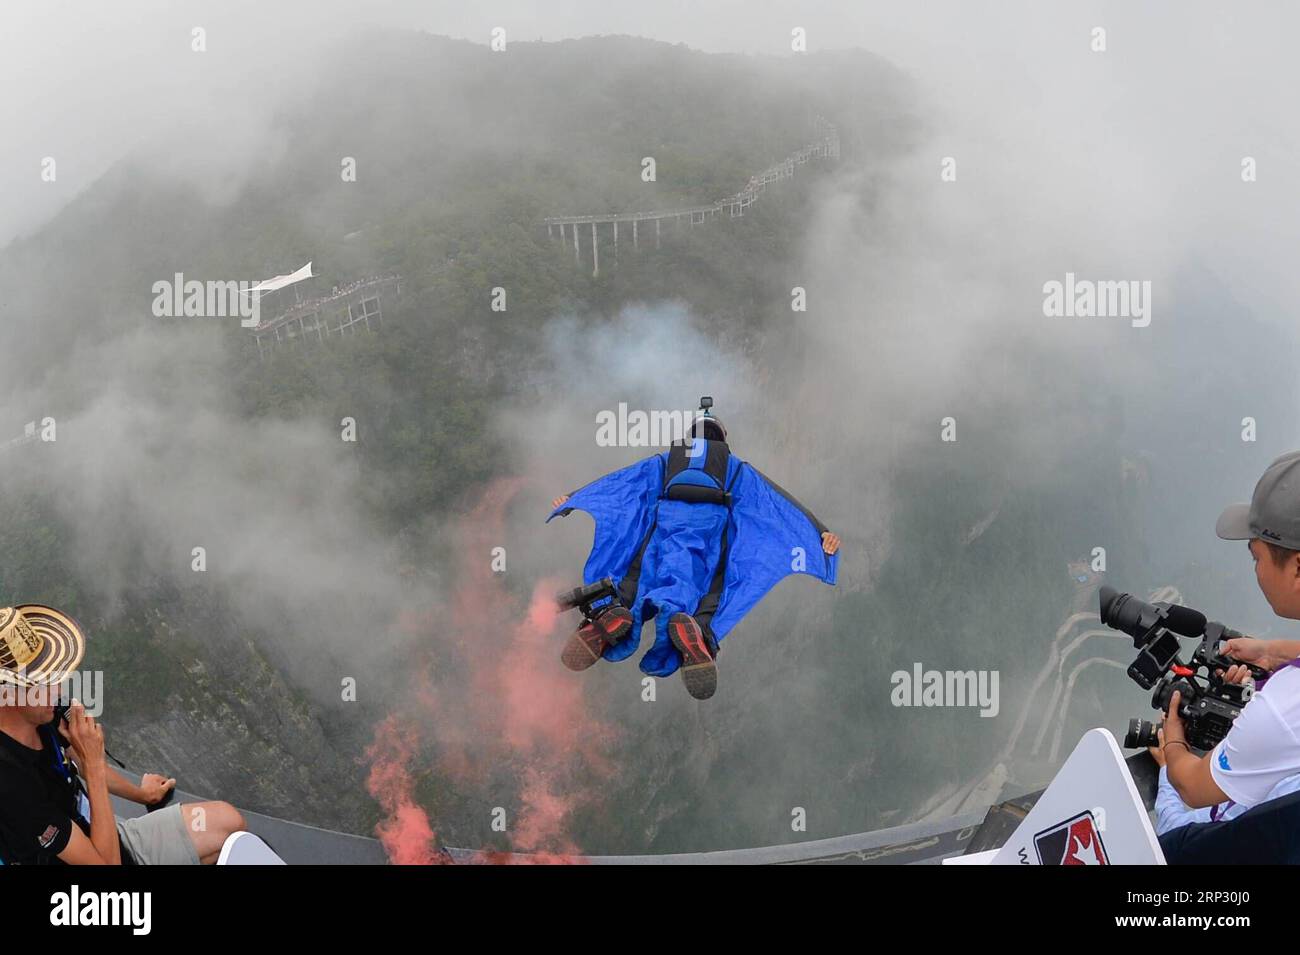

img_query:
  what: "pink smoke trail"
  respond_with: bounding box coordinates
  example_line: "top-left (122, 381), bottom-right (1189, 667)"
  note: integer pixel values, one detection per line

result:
top-left (367, 477), bottom-right (620, 863)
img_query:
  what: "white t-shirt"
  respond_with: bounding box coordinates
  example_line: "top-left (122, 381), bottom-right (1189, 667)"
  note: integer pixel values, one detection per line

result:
top-left (1210, 665), bottom-right (1300, 809)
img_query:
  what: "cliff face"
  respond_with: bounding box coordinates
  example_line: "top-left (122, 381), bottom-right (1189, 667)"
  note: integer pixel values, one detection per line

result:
top-left (79, 599), bottom-right (381, 832)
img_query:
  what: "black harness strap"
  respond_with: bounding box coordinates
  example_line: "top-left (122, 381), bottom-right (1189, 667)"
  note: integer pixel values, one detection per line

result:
top-left (692, 463), bottom-right (743, 656)
top-left (617, 517), bottom-right (657, 608)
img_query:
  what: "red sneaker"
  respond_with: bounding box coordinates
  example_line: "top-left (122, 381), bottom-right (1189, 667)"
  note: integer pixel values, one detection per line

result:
top-left (668, 613), bottom-right (717, 700)
top-left (560, 606), bottom-right (633, 672)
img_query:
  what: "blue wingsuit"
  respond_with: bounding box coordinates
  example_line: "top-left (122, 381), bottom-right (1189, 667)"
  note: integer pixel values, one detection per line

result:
top-left (547, 437), bottom-right (838, 677)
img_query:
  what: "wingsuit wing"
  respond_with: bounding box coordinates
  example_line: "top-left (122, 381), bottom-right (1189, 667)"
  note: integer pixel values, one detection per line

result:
top-left (545, 452), bottom-right (666, 586)
top-left (705, 462), bottom-right (838, 643)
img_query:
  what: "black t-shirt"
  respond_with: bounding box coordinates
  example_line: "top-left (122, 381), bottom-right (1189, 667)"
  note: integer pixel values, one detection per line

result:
top-left (0, 722), bottom-right (131, 865)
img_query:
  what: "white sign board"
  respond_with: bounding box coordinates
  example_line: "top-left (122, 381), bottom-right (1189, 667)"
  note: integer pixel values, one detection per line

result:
top-left (990, 728), bottom-right (1164, 865)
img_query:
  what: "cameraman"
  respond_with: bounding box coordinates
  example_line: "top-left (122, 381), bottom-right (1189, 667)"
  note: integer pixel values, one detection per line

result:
top-left (1154, 453), bottom-right (1300, 836)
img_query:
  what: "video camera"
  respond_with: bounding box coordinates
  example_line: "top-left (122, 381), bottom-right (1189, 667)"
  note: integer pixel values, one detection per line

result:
top-left (1099, 586), bottom-right (1267, 752)
top-left (555, 577), bottom-right (619, 618)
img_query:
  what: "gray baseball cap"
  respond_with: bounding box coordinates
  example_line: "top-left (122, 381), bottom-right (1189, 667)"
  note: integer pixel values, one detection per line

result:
top-left (1216, 451), bottom-right (1300, 549)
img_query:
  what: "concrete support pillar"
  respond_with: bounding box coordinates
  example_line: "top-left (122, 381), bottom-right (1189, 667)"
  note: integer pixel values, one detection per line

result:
top-left (655, 217), bottom-right (661, 249)
top-left (547, 223), bottom-right (553, 239)
top-left (632, 218), bottom-right (638, 250)
top-left (613, 219), bottom-right (618, 264)
top-left (591, 221), bottom-right (599, 277)
top-left (573, 222), bottom-right (580, 264)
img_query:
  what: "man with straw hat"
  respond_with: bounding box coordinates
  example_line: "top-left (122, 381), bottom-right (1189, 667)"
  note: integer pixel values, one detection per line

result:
top-left (0, 605), bottom-right (246, 864)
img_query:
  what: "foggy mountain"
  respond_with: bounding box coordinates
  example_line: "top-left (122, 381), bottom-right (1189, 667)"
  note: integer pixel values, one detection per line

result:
top-left (3, 22), bottom-right (1298, 855)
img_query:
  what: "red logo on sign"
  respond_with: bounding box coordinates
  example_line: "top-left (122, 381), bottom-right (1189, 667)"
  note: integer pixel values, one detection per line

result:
top-left (1032, 811), bottom-right (1109, 865)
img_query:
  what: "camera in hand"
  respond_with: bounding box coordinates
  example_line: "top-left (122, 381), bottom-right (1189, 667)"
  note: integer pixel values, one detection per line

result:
top-left (555, 577), bottom-right (619, 616)
top-left (1099, 586), bottom-right (1266, 752)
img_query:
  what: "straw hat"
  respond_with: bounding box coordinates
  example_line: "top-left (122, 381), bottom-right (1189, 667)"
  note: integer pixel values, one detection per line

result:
top-left (0, 606), bottom-right (86, 687)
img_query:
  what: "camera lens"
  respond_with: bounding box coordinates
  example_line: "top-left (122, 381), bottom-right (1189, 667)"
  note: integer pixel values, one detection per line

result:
top-left (1099, 586), bottom-right (1143, 635)
top-left (1124, 718), bottom-right (1160, 749)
